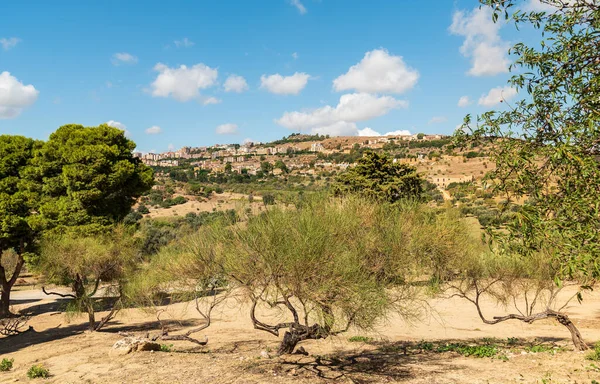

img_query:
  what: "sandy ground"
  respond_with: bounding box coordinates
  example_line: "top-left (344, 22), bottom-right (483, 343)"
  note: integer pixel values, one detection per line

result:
top-left (2, 285), bottom-right (600, 383)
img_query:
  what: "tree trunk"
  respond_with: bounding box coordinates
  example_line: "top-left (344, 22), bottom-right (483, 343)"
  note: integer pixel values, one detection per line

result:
top-left (0, 249), bottom-right (25, 319)
top-left (277, 324), bottom-right (326, 355)
top-left (278, 331), bottom-right (301, 355)
top-left (0, 285), bottom-right (11, 319)
top-left (555, 313), bottom-right (588, 351)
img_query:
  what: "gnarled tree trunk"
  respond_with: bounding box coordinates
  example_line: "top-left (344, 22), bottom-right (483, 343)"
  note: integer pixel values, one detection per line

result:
top-left (277, 324), bottom-right (326, 355)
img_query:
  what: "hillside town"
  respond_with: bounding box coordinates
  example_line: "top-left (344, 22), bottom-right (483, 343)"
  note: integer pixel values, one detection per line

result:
top-left (133, 133), bottom-right (477, 189)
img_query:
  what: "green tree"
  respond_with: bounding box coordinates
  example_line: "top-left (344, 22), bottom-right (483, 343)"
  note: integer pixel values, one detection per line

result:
top-left (453, 1), bottom-right (600, 350)
top-left (260, 161), bottom-right (273, 175)
top-left (333, 152), bottom-right (423, 202)
top-left (456, 1), bottom-right (600, 281)
top-left (27, 124), bottom-right (154, 234)
top-left (274, 159), bottom-right (289, 174)
top-left (224, 162), bottom-right (233, 173)
top-left (0, 136), bottom-right (39, 318)
top-left (39, 226), bottom-right (140, 331)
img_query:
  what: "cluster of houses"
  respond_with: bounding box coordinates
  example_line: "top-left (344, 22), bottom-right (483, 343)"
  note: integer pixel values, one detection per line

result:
top-left (134, 134), bottom-right (472, 188)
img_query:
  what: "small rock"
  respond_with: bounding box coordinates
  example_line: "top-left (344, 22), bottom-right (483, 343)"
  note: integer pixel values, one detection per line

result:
top-left (110, 337), bottom-right (161, 356)
top-left (260, 350), bottom-right (271, 359)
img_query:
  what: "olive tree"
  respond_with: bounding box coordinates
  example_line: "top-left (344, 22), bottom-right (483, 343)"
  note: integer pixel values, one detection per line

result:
top-left (0, 136), bottom-right (39, 318)
top-left (454, 0), bottom-right (600, 350)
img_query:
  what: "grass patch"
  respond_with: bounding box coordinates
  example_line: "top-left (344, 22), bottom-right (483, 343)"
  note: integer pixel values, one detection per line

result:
top-left (586, 343), bottom-right (600, 361)
top-left (0, 358), bottom-right (14, 372)
top-left (27, 364), bottom-right (50, 379)
top-left (348, 336), bottom-right (373, 343)
top-left (160, 344), bottom-right (174, 352)
top-left (436, 343), bottom-right (499, 358)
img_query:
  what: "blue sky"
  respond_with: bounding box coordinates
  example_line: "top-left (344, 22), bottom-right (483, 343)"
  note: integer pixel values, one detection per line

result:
top-left (0, 0), bottom-right (546, 153)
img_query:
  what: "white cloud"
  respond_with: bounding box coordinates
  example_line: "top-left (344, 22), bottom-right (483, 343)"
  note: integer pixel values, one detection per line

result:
top-left (0, 72), bottom-right (39, 119)
top-left (202, 96), bottom-right (221, 105)
top-left (429, 116), bottom-right (447, 124)
top-left (224, 75), bottom-right (249, 93)
top-left (112, 52), bottom-right (138, 65)
top-left (216, 123), bottom-right (239, 135)
top-left (449, 7), bottom-right (510, 76)
top-left (333, 49), bottom-right (419, 94)
top-left (478, 86), bottom-right (518, 107)
top-left (292, 52), bottom-right (299, 60)
top-left (260, 72), bottom-right (310, 95)
top-left (276, 93), bottom-right (407, 136)
top-left (0, 37), bottom-right (21, 50)
top-left (357, 127), bottom-right (381, 136)
top-left (106, 120), bottom-right (128, 133)
top-left (174, 38), bottom-right (194, 48)
top-left (150, 63), bottom-right (218, 102)
top-left (358, 128), bottom-right (412, 137)
top-left (289, 0), bottom-right (307, 14)
top-left (458, 95), bottom-right (472, 107)
top-left (145, 125), bottom-right (162, 134)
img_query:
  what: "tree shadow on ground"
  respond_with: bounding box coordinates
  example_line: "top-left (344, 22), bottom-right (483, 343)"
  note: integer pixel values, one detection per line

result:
top-left (243, 337), bottom-right (578, 383)
top-left (0, 316), bottom-right (203, 355)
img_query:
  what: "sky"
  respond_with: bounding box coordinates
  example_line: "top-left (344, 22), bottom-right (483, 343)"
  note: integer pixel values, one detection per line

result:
top-left (0, 0), bottom-right (552, 153)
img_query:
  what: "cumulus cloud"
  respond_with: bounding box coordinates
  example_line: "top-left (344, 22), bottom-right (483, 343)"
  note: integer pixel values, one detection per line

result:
top-left (292, 52), bottom-right (299, 60)
top-left (112, 52), bottom-right (138, 65)
top-left (0, 72), bottom-right (39, 119)
top-left (145, 125), bottom-right (162, 134)
top-left (224, 74), bottom-right (249, 93)
top-left (429, 116), bottom-right (447, 124)
top-left (150, 63), bottom-right (218, 102)
top-left (260, 72), bottom-right (310, 95)
top-left (333, 49), bottom-right (419, 94)
top-left (174, 38), bottom-right (195, 48)
top-left (0, 37), bottom-right (21, 50)
top-left (449, 7), bottom-right (510, 76)
top-left (478, 86), bottom-right (518, 107)
top-left (458, 96), bottom-right (472, 107)
top-left (276, 93), bottom-right (407, 136)
top-left (289, 0), bottom-right (307, 14)
top-left (357, 128), bottom-right (412, 137)
top-left (216, 123), bottom-right (239, 135)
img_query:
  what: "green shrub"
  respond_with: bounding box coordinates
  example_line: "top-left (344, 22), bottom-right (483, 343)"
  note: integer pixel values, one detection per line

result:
top-left (586, 343), bottom-right (600, 361)
top-left (27, 364), bottom-right (50, 379)
top-left (160, 344), bottom-right (173, 352)
top-left (348, 336), bottom-right (373, 343)
top-left (0, 358), bottom-right (14, 372)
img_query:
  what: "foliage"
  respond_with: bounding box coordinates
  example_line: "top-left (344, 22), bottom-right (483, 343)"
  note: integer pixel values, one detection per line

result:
top-left (27, 364), bottom-right (49, 379)
top-left (26, 124), bottom-right (154, 235)
top-left (587, 343), bottom-right (600, 362)
top-left (348, 336), bottom-right (373, 343)
top-left (333, 152), bottom-right (423, 203)
top-left (123, 211), bottom-right (143, 226)
top-left (261, 193), bottom-right (275, 206)
top-left (455, 1), bottom-right (600, 281)
top-left (0, 135), bottom-right (39, 317)
top-left (37, 226), bottom-right (140, 331)
top-left (0, 358), bottom-right (13, 372)
top-left (137, 204), bottom-right (150, 214)
top-left (436, 343), bottom-right (499, 358)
